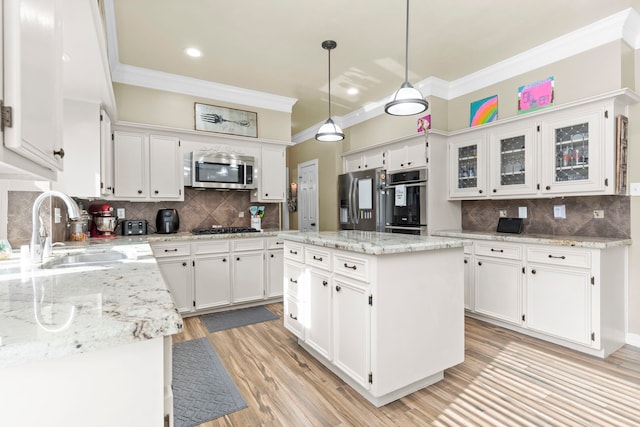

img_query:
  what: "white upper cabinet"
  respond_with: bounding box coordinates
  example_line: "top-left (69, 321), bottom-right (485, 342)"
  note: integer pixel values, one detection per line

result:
top-left (113, 131), bottom-right (183, 201)
top-left (344, 149), bottom-right (385, 173)
top-left (386, 138), bottom-right (426, 172)
top-left (251, 144), bottom-right (286, 202)
top-left (448, 133), bottom-right (487, 199)
top-left (488, 121), bottom-right (537, 197)
top-left (3, 0), bottom-right (63, 174)
top-left (100, 110), bottom-right (114, 197)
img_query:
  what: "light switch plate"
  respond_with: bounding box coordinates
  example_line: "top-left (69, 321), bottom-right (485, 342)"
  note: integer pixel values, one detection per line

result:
top-left (117, 208), bottom-right (125, 219)
top-left (54, 207), bottom-right (61, 223)
top-left (553, 205), bottom-right (566, 219)
top-left (518, 207), bottom-right (527, 218)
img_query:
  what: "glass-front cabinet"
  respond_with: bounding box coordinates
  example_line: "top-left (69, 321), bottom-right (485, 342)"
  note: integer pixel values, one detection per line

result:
top-left (540, 107), bottom-right (603, 195)
top-left (448, 134), bottom-right (487, 199)
top-left (488, 124), bottom-right (536, 197)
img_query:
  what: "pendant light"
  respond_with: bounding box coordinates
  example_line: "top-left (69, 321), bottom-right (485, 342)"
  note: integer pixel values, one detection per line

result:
top-left (315, 40), bottom-right (345, 142)
top-left (384, 0), bottom-right (429, 116)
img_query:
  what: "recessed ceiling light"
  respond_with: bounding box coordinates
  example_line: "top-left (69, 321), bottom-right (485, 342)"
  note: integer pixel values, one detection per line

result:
top-left (184, 47), bottom-right (202, 58)
top-left (347, 88), bottom-right (359, 95)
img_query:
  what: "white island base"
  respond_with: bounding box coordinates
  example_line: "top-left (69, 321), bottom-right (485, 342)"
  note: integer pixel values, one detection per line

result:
top-left (281, 231), bottom-right (467, 407)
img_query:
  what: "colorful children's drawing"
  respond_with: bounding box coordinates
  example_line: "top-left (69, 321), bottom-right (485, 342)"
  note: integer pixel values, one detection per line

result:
top-left (518, 77), bottom-right (554, 113)
top-left (470, 95), bottom-right (498, 127)
top-left (417, 114), bottom-right (431, 133)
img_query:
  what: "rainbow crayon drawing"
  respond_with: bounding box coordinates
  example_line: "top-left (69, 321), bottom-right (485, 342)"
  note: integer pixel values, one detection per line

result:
top-left (470, 95), bottom-right (498, 127)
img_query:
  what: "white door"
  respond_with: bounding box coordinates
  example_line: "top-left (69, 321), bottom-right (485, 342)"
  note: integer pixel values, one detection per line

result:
top-left (298, 160), bottom-right (319, 232)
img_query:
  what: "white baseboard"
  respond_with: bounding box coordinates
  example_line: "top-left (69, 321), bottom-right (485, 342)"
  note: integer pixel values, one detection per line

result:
top-left (626, 332), bottom-right (640, 348)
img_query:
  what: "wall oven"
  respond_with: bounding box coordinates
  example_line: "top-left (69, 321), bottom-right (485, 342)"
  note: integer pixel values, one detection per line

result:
top-left (384, 169), bottom-right (427, 235)
top-left (184, 151), bottom-right (256, 190)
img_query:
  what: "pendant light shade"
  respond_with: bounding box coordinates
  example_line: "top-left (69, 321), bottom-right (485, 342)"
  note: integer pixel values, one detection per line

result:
top-left (385, 0), bottom-right (429, 116)
top-left (316, 40), bottom-right (345, 142)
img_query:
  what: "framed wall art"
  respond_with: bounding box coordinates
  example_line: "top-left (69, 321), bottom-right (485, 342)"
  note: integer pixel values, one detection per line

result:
top-left (194, 103), bottom-right (258, 137)
top-left (470, 95), bottom-right (498, 127)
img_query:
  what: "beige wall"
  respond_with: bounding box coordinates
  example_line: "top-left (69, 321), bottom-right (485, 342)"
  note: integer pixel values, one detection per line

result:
top-left (113, 83), bottom-right (292, 142)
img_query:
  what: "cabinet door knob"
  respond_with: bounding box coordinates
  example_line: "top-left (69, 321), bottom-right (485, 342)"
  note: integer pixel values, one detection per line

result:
top-left (222, 258), bottom-right (227, 262)
top-left (545, 185), bottom-right (551, 190)
top-left (335, 285), bottom-right (341, 292)
top-left (265, 193), bottom-right (269, 197)
top-left (478, 261), bottom-right (482, 266)
top-left (182, 262), bottom-right (187, 267)
top-left (322, 280), bottom-right (328, 286)
top-left (464, 259), bottom-right (468, 264)
top-left (270, 254), bottom-right (274, 258)
top-left (478, 189), bottom-right (483, 194)
top-left (493, 189), bottom-right (497, 193)
top-left (236, 257), bottom-right (240, 261)
top-left (531, 269), bottom-right (537, 274)
top-left (53, 148), bottom-right (65, 158)
top-left (154, 190), bottom-right (159, 194)
top-left (137, 190), bottom-right (143, 194)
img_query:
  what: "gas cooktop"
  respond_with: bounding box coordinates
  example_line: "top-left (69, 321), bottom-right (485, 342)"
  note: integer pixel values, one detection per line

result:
top-left (191, 226), bottom-right (259, 235)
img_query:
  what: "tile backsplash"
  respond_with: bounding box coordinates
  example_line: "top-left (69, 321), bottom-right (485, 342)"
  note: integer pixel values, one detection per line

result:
top-left (461, 195), bottom-right (630, 238)
top-left (7, 188), bottom-right (281, 247)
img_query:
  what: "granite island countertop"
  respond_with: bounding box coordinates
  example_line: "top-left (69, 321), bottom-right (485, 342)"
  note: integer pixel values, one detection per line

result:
top-left (0, 242), bottom-right (183, 369)
top-left (431, 230), bottom-right (631, 249)
top-left (278, 230), bottom-right (470, 255)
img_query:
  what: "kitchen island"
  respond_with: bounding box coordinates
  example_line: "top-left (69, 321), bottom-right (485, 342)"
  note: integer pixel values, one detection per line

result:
top-left (0, 241), bottom-right (182, 427)
top-left (279, 230), bottom-right (469, 407)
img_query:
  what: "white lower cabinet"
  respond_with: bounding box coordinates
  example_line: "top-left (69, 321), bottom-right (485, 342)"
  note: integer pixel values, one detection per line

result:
top-left (283, 241), bottom-right (465, 407)
top-left (463, 248), bottom-right (474, 311)
top-left (464, 238), bottom-right (626, 358)
top-left (332, 276), bottom-right (370, 389)
top-left (152, 236), bottom-right (282, 316)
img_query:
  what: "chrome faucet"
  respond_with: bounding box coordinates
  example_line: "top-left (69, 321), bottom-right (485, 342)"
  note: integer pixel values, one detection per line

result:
top-left (30, 191), bottom-right (82, 262)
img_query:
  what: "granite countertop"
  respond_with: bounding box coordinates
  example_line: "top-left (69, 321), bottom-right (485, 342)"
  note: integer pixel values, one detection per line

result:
top-left (277, 230), bottom-right (470, 255)
top-left (145, 229), bottom-right (282, 243)
top-left (431, 230), bottom-right (631, 249)
top-left (0, 241), bottom-right (182, 369)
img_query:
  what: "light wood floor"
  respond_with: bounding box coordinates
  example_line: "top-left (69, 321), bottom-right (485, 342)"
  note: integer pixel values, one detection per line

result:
top-left (173, 303), bottom-right (640, 426)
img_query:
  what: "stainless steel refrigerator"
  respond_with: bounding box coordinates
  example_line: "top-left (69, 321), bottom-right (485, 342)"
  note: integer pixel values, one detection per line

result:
top-left (338, 168), bottom-right (386, 231)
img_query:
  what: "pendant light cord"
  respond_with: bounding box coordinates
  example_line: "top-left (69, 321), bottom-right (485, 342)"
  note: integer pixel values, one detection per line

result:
top-left (404, 0), bottom-right (410, 84)
top-left (327, 47), bottom-right (332, 117)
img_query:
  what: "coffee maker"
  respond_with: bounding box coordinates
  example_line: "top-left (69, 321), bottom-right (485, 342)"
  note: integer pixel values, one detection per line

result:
top-left (89, 204), bottom-right (117, 238)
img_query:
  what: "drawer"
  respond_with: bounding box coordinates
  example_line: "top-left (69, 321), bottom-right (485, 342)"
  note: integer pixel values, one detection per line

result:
top-left (284, 297), bottom-right (304, 339)
top-left (333, 252), bottom-right (369, 282)
top-left (305, 247), bottom-right (331, 271)
top-left (266, 236), bottom-right (285, 250)
top-left (475, 242), bottom-right (522, 260)
top-left (151, 242), bottom-right (191, 258)
top-left (527, 246), bottom-right (591, 269)
top-left (284, 262), bottom-right (304, 298)
top-left (192, 240), bottom-right (230, 255)
top-left (232, 238), bottom-right (265, 252)
top-left (284, 242), bottom-right (304, 263)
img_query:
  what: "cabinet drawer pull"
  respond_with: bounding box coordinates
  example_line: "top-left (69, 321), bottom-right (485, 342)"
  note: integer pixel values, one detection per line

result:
top-left (164, 248), bottom-right (178, 252)
top-left (289, 313), bottom-right (298, 320)
top-left (548, 255), bottom-right (566, 259)
top-left (490, 248), bottom-right (504, 253)
top-left (322, 280), bottom-right (328, 286)
top-left (289, 250), bottom-right (298, 255)
top-left (313, 255), bottom-right (323, 261)
top-left (335, 285), bottom-right (341, 292)
top-left (344, 263), bottom-right (357, 270)
top-left (289, 278), bottom-right (298, 284)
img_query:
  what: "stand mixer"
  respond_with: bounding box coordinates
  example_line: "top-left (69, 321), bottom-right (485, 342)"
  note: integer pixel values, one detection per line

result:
top-left (89, 204), bottom-right (117, 238)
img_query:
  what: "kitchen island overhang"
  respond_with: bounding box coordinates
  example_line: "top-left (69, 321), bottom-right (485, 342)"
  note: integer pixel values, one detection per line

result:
top-left (280, 230), bottom-right (469, 407)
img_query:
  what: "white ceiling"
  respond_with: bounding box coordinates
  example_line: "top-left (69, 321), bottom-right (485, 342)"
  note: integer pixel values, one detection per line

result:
top-left (104, 0), bottom-right (640, 141)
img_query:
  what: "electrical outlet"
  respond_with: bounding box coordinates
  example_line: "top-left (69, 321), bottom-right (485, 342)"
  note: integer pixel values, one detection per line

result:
top-left (499, 210), bottom-right (508, 218)
top-left (553, 205), bottom-right (566, 219)
top-left (239, 211), bottom-right (245, 218)
top-left (518, 207), bottom-right (527, 219)
top-left (117, 208), bottom-right (125, 219)
top-left (54, 207), bottom-right (61, 224)
top-left (593, 209), bottom-right (604, 219)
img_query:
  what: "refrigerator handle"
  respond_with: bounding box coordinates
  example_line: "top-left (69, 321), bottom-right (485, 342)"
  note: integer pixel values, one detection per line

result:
top-left (352, 177), bottom-right (359, 224)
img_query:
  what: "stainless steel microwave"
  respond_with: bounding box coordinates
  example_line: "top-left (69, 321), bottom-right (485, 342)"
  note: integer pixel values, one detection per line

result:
top-left (184, 151), bottom-right (256, 190)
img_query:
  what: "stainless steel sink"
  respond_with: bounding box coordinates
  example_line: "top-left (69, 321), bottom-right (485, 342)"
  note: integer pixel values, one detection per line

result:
top-left (45, 251), bottom-right (129, 268)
